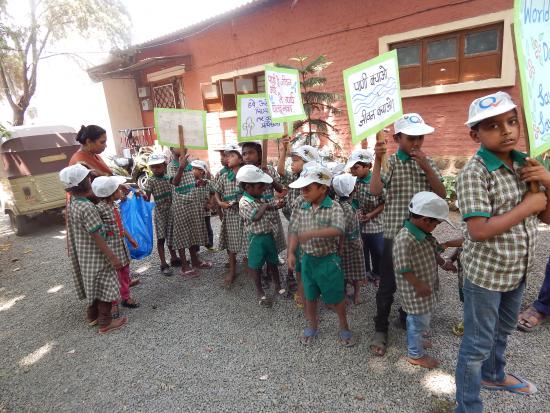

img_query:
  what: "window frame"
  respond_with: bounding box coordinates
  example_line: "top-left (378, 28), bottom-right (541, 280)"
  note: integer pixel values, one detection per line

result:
top-left (379, 10), bottom-right (515, 98)
top-left (201, 72), bottom-right (265, 114)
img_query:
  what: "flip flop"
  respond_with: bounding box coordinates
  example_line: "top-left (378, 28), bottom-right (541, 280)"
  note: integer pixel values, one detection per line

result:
top-left (181, 268), bottom-right (199, 279)
top-left (300, 327), bottom-right (318, 345)
top-left (194, 261), bottom-right (213, 269)
top-left (369, 331), bottom-right (387, 356)
top-left (258, 295), bottom-right (272, 308)
top-left (339, 330), bottom-right (357, 347)
top-left (517, 306), bottom-right (547, 332)
top-left (482, 373), bottom-right (538, 395)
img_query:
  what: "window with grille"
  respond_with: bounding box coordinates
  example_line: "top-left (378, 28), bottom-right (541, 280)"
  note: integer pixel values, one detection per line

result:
top-left (201, 72), bottom-right (265, 113)
top-left (152, 78), bottom-right (186, 108)
top-left (391, 23), bottom-right (503, 89)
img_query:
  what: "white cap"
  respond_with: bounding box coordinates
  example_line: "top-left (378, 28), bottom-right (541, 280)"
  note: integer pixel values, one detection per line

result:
top-left (409, 191), bottom-right (454, 227)
top-left (332, 173), bottom-right (357, 197)
top-left (147, 152), bottom-right (166, 166)
top-left (190, 160), bottom-right (208, 172)
top-left (291, 145), bottom-right (319, 163)
top-left (326, 162), bottom-right (345, 177)
top-left (345, 149), bottom-right (375, 170)
top-left (59, 164), bottom-right (90, 188)
top-left (289, 163), bottom-right (332, 188)
top-left (465, 91), bottom-right (517, 128)
top-left (236, 165), bottom-right (273, 184)
top-left (224, 143), bottom-right (242, 155)
top-left (92, 175), bottom-right (128, 198)
top-left (394, 113), bottom-right (434, 136)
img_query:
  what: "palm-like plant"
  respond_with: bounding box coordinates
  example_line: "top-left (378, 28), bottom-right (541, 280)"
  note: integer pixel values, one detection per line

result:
top-left (276, 55), bottom-right (342, 148)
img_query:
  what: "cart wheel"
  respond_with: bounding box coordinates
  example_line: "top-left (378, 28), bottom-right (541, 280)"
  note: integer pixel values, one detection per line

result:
top-left (8, 211), bottom-right (29, 236)
top-left (137, 172), bottom-right (148, 191)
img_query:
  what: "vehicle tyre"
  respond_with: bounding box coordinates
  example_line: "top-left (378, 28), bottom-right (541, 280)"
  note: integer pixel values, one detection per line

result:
top-left (8, 211), bottom-right (29, 236)
top-left (137, 172), bottom-right (148, 190)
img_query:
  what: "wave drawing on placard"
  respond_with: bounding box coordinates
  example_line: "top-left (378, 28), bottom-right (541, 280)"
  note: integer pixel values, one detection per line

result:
top-left (351, 77), bottom-right (397, 115)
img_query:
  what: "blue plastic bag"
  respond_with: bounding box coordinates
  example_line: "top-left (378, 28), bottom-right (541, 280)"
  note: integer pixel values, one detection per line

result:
top-left (119, 190), bottom-right (155, 260)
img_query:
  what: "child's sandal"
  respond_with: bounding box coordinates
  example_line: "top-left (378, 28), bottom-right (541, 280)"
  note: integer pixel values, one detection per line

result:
top-left (258, 295), bottom-right (272, 308)
top-left (339, 330), bottom-right (357, 347)
top-left (300, 327), bottom-right (318, 346)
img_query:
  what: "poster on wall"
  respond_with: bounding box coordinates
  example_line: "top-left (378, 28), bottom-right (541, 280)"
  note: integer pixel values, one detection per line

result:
top-left (237, 93), bottom-right (285, 142)
top-left (342, 50), bottom-right (403, 144)
top-left (154, 108), bottom-right (208, 149)
top-left (514, 0), bottom-right (550, 157)
top-left (265, 65), bottom-right (306, 123)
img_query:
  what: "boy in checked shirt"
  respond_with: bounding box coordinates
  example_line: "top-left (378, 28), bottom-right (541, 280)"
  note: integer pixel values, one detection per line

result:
top-left (288, 164), bottom-right (355, 347)
top-left (455, 91), bottom-right (550, 412)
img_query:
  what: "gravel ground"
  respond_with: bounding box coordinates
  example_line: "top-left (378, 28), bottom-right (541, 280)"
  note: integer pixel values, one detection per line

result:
top-left (1, 211), bottom-right (549, 413)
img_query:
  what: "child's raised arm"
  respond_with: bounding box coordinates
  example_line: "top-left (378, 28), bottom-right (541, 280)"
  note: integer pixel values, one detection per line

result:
top-left (277, 136), bottom-right (290, 177)
top-left (370, 140), bottom-right (386, 196)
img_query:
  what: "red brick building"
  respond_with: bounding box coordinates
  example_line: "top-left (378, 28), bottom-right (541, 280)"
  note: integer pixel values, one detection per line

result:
top-left (90, 0), bottom-right (520, 173)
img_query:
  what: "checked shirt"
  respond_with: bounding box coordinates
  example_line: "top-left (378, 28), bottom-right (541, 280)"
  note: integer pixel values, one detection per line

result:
top-left (457, 148), bottom-right (538, 292)
top-left (289, 195), bottom-right (344, 257)
top-left (393, 220), bottom-right (442, 314)
top-left (381, 150), bottom-right (442, 239)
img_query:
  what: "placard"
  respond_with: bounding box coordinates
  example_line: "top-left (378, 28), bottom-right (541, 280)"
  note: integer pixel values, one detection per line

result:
top-left (237, 93), bottom-right (285, 142)
top-left (343, 50), bottom-right (403, 144)
top-left (154, 108), bottom-right (208, 149)
top-left (265, 65), bottom-right (306, 122)
top-left (514, 0), bottom-right (550, 157)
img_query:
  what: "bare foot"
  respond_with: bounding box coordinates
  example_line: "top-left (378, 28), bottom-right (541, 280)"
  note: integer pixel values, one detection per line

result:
top-left (370, 344), bottom-right (386, 356)
top-left (407, 355), bottom-right (440, 369)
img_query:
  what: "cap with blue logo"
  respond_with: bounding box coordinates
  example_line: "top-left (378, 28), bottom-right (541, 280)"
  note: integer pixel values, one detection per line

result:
top-left (394, 113), bottom-right (434, 136)
top-left (465, 91), bottom-right (517, 128)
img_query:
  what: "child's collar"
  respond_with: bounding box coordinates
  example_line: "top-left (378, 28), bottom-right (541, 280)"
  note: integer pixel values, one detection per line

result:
top-left (477, 147), bottom-right (527, 172)
top-left (242, 191), bottom-right (257, 202)
top-left (73, 196), bottom-right (91, 202)
top-left (301, 195), bottom-right (333, 210)
top-left (404, 219), bottom-right (427, 241)
top-left (397, 149), bottom-right (411, 162)
top-left (358, 171), bottom-right (372, 184)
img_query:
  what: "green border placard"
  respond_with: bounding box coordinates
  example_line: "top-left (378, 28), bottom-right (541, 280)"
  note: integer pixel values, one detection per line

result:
top-left (154, 107), bottom-right (208, 149)
top-left (264, 65), bottom-right (307, 123)
top-left (514, 0), bottom-right (550, 157)
top-left (343, 50), bottom-right (403, 144)
top-left (237, 93), bottom-right (285, 142)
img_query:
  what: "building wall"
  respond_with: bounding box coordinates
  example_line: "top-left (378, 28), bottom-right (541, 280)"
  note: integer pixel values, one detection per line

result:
top-left (134, 0), bottom-right (520, 171)
top-left (102, 78), bottom-right (144, 154)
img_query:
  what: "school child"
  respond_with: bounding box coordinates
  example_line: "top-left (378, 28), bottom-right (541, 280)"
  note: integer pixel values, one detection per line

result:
top-left (92, 176), bottom-right (140, 313)
top-left (167, 148), bottom-right (212, 279)
top-left (241, 141), bottom-right (286, 286)
top-left (346, 149), bottom-right (384, 287)
top-left (214, 146), bottom-right (230, 180)
top-left (393, 191), bottom-right (454, 368)
top-left (455, 91), bottom-right (550, 412)
top-left (190, 160), bottom-right (216, 250)
top-left (277, 138), bottom-right (319, 295)
top-left (60, 164), bottom-right (127, 334)
top-left (237, 165), bottom-right (283, 306)
top-left (144, 153), bottom-right (180, 276)
top-left (332, 173), bottom-right (366, 305)
top-left (288, 164), bottom-right (355, 347)
top-left (214, 143), bottom-right (245, 287)
top-left (369, 113), bottom-right (446, 356)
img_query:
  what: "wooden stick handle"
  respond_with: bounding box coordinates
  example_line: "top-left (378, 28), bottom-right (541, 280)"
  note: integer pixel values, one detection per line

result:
top-left (261, 140), bottom-right (268, 169)
top-left (178, 125), bottom-right (185, 153)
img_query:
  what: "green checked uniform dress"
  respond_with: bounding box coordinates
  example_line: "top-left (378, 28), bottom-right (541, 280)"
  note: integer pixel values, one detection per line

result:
top-left (167, 160), bottom-right (208, 250)
top-left (144, 175), bottom-right (173, 241)
top-left (195, 179), bottom-right (215, 218)
top-left (96, 201), bottom-right (130, 267)
top-left (340, 199), bottom-right (366, 282)
top-left (214, 168), bottom-right (244, 254)
top-left (382, 150), bottom-right (443, 239)
top-left (355, 172), bottom-right (384, 234)
top-left (289, 196), bottom-right (345, 304)
top-left (239, 192), bottom-right (279, 270)
top-left (457, 148), bottom-right (538, 292)
top-left (66, 197), bottom-right (119, 305)
top-left (393, 220), bottom-right (442, 314)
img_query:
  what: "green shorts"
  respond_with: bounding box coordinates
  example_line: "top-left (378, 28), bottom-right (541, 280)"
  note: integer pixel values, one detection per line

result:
top-left (248, 233), bottom-right (279, 270)
top-left (301, 252), bottom-right (344, 304)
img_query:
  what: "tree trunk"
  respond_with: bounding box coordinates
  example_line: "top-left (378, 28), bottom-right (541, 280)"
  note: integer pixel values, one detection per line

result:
top-left (12, 107), bottom-right (26, 126)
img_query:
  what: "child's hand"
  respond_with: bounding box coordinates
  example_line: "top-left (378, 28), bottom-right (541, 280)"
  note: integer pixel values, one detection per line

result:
top-left (410, 149), bottom-right (430, 171)
top-left (441, 260), bottom-right (458, 272)
top-left (275, 188), bottom-right (288, 198)
top-left (523, 191), bottom-right (548, 215)
top-left (129, 238), bottom-right (138, 249)
top-left (219, 201), bottom-right (231, 209)
top-left (520, 158), bottom-right (550, 188)
top-left (287, 252), bottom-right (296, 270)
top-left (297, 231), bottom-right (312, 243)
top-left (374, 140), bottom-right (387, 161)
top-left (275, 198), bottom-right (285, 209)
top-left (281, 135), bottom-right (291, 149)
top-left (414, 281), bottom-right (432, 298)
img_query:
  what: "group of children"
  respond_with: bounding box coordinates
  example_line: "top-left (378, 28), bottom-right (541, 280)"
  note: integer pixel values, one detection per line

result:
top-left (61, 90), bottom-right (550, 413)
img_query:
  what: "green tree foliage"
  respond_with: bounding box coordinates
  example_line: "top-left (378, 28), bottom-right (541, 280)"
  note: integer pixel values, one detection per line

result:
top-left (277, 55), bottom-right (342, 147)
top-left (0, 0), bottom-right (130, 125)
